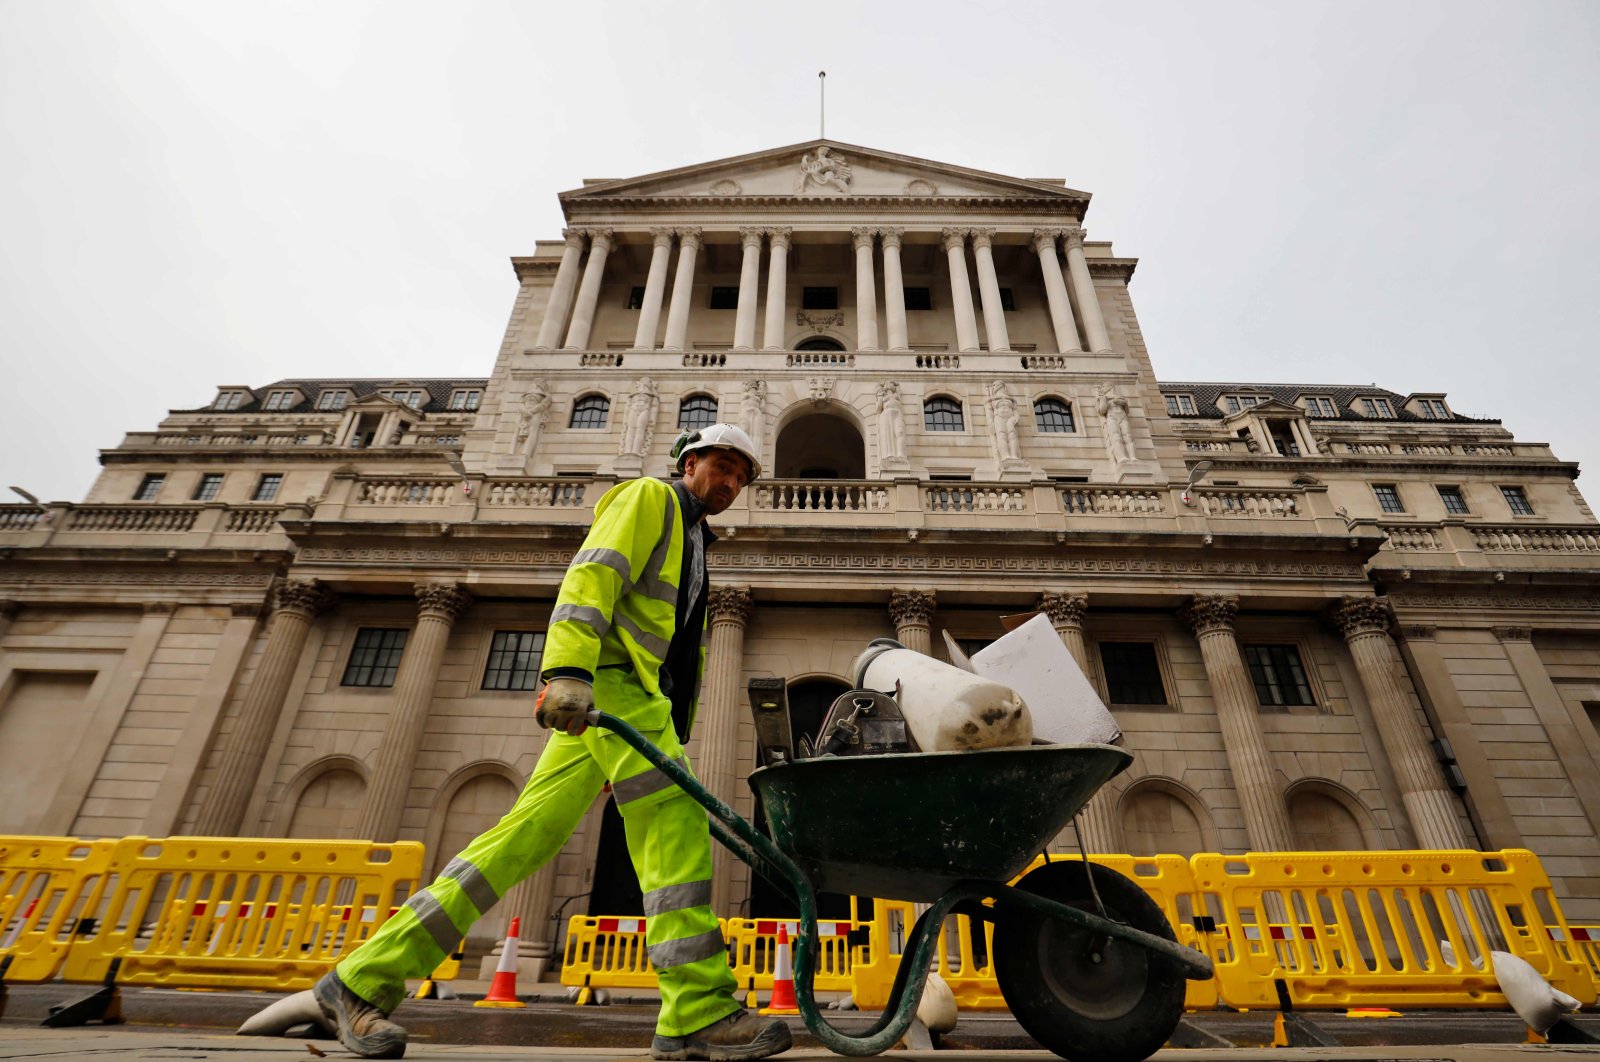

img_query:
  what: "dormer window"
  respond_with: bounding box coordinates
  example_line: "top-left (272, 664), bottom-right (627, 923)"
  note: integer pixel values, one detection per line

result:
top-left (381, 388), bottom-right (427, 409)
top-left (1223, 394), bottom-right (1266, 414)
top-left (1416, 398), bottom-right (1450, 419)
top-left (1358, 397), bottom-right (1394, 418)
top-left (1164, 394), bottom-right (1195, 416)
top-left (263, 390), bottom-right (298, 411)
top-left (317, 390), bottom-right (350, 411)
top-left (1303, 396), bottom-right (1337, 418)
top-left (448, 389), bottom-right (482, 412)
top-left (213, 390), bottom-right (248, 411)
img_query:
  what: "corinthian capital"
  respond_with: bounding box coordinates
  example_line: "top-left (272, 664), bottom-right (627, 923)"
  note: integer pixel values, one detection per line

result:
top-left (585, 228), bottom-right (614, 252)
top-left (879, 227), bottom-right (904, 250)
top-left (1328, 597), bottom-right (1392, 639)
top-left (415, 583), bottom-right (471, 623)
top-left (851, 226), bottom-right (877, 250)
top-left (1181, 594), bottom-right (1238, 636)
top-left (941, 227), bottom-right (969, 252)
top-left (740, 227), bottom-right (765, 249)
top-left (561, 228), bottom-right (586, 250)
top-left (275, 579), bottom-right (336, 619)
top-left (1038, 591), bottom-right (1088, 629)
top-left (765, 227), bottom-right (792, 250)
top-left (970, 228), bottom-right (996, 250)
top-left (708, 586), bottom-right (754, 626)
top-left (888, 588), bottom-right (937, 628)
top-left (650, 226), bottom-right (676, 248)
top-left (1062, 226), bottom-right (1086, 250)
top-left (676, 227), bottom-right (703, 250)
top-left (1032, 227), bottom-right (1065, 253)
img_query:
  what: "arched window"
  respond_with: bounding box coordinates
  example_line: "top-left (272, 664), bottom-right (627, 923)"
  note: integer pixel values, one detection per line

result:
top-left (1033, 397), bottom-right (1075, 433)
top-left (570, 394), bottom-right (609, 429)
top-left (678, 394), bottom-right (718, 431)
top-left (795, 336), bottom-right (845, 352)
top-left (923, 396), bottom-right (964, 432)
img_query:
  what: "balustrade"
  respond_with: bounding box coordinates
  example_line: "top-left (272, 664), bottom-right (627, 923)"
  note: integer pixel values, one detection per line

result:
top-left (1020, 355), bottom-right (1068, 370)
top-left (1060, 486), bottom-right (1165, 515)
top-left (784, 352), bottom-right (854, 368)
top-left (63, 506), bottom-right (200, 532)
top-left (579, 352), bottom-right (625, 367)
top-left (355, 480), bottom-right (457, 506)
top-left (481, 480), bottom-right (589, 508)
top-left (1343, 443), bottom-right (1392, 454)
top-left (1399, 444), bottom-right (1454, 456)
top-left (682, 352), bottom-right (726, 367)
top-left (1194, 489), bottom-right (1300, 518)
top-left (0, 507), bottom-right (43, 530)
top-left (1472, 525), bottom-right (1600, 554)
top-left (223, 507), bottom-right (284, 533)
top-left (1381, 525), bottom-right (1443, 550)
top-left (924, 484), bottom-right (1026, 513)
top-left (1183, 439), bottom-right (1232, 452)
top-left (1462, 444), bottom-right (1514, 456)
top-left (752, 480), bottom-right (890, 513)
top-left (914, 354), bottom-right (960, 369)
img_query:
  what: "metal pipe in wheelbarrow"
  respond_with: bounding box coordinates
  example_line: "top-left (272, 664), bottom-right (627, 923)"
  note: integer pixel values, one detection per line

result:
top-left (585, 709), bottom-right (960, 1057)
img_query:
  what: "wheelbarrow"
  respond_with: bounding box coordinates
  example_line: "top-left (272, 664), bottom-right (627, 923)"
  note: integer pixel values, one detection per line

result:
top-left (589, 709), bottom-right (1215, 1062)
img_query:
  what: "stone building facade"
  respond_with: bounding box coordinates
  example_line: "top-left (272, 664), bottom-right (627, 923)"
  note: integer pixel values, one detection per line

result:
top-left (4, 141), bottom-right (1599, 971)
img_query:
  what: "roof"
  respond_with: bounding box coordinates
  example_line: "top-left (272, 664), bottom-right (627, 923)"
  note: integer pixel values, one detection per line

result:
top-left (1155, 381), bottom-right (1499, 424)
top-left (181, 379), bottom-right (490, 416)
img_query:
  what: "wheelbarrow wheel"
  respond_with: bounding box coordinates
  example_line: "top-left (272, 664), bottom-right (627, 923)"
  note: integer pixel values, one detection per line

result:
top-left (993, 860), bottom-right (1186, 1062)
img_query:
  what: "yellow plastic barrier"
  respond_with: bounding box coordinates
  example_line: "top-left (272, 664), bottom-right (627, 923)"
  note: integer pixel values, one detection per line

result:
top-left (725, 917), bottom-right (855, 993)
top-left (58, 836), bottom-right (423, 991)
top-left (0, 836), bottom-right (119, 982)
top-left (1192, 848), bottom-right (1599, 1010)
top-left (560, 915), bottom-right (660, 990)
top-left (1555, 924), bottom-right (1600, 982)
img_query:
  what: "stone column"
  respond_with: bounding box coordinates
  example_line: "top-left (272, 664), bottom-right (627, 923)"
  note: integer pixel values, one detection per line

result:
top-left (533, 228), bottom-right (586, 350)
top-left (971, 229), bottom-right (1011, 353)
top-left (1033, 228), bottom-right (1083, 355)
top-left (888, 589), bottom-right (937, 656)
top-left (562, 228), bottom-right (612, 350)
top-left (1181, 596), bottom-right (1296, 852)
top-left (1063, 227), bottom-right (1113, 354)
top-left (1330, 599), bottom-right (1470, 849)
top-left (661, 228), bottom-right (702, 352)
top-left (852, 227), bottom-right (880, 351)
top-left (353, 584), bottom-right (471, 842)
top-left (699, 586), bottom-right (754, 914)
top-left (880, 228), bottom-right (909, 351)
top-left (633, 228), bottom-right (675, 351)
top-left (942, 228), bottom-right (981, 353)
top-left (194, 580), bottom-right (335, 836)
top-left (761, 228), bottom-right (791, 351)
top-left (733, 228), bottom-right (763, 351)
top-left (1039, 592), bottom-right (1120, 852)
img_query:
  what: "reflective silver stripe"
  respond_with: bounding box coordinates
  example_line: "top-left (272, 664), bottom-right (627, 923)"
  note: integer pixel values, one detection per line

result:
top-left (614, 611), bottom-right (671, 659)
top-left (634, 567), bottom-right (678, 606)
top-left (572, 547), bottom-right (633, 588)
top-left (648, 927), bottom-right (726, 969)
top-left (637, 495), bottom-right (677, 604)
top-left (404, 890), bottom-right (460, 953)
top-left (551, 603), bottom-right (610, 637)
top-left (441, 856), bottom-right (499, 915)
top-left (612, 757), bottom-right (686, 805)
top-left (643, 880), bottom-right (713, 919)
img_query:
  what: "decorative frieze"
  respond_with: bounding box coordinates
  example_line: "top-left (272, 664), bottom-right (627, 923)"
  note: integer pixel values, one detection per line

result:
top-left (1492, 626), bottom-right (1533, 642)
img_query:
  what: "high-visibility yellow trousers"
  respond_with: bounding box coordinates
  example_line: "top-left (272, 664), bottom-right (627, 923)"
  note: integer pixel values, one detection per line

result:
top-left (337, 680), bottom-right (739, 1037)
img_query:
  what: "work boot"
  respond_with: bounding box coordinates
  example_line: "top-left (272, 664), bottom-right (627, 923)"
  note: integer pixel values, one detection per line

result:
top-left (650, 1009), bottom-right (792, 1061)
top-left (311, 970), bottom-right (408, 1059)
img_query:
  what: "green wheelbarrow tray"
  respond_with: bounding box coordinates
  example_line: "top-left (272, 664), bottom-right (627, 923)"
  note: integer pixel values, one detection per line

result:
top-left (587, 710), bottom-right (1213, 1061)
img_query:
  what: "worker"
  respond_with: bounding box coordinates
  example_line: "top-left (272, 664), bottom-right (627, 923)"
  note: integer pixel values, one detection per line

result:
top-left (309, 423), bottom-right (789, 1061)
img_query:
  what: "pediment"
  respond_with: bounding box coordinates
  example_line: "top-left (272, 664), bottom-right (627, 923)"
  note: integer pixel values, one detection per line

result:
top-left (561, 140), bottom-right (1089, 202)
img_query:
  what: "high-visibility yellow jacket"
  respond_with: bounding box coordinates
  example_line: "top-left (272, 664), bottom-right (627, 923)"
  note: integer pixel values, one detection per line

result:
top-left (542, 476), bottom-right (706, 734)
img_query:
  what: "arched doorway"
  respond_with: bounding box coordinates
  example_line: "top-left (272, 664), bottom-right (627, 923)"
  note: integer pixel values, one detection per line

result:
top-left (287, 767), bottom-right (366, 839)
top-left (774, 413), bottom-right (865, 480)
top-left (1118, 780), bottom-right (1217, 857)
top-left (434, 772), bottom-right (521, 947)
top-left (795, 336), bottom-right (845, 351)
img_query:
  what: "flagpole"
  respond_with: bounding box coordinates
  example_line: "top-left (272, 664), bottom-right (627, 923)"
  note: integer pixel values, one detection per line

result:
top-left (819, 71), bottom-right (826, 138)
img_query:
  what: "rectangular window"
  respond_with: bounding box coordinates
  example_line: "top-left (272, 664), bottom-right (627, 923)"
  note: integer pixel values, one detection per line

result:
top-left (193, 473), bottom-right (224, 501)
top-left (1373, 484), bottom-right (1404, 513)
top-left (382, 389), bottom-right (426, 409)
top-left (482, 631), bottom-right (546, 691)
top-left (999, 288), bottom-right (1016, 311)
top-left (134, 473), bottom-right (166, 501)
top-left (626, 286), bottom-right (646, 310)
top-left (1501, 486), bottom-right (1535, 516)
top-left (448, 390), bottom-right (481, 411)
top-left (263, 391), bottom-right (297, 411)
top-left (708, 286), bottom-right (739, 310)
top-left (1417, 399), bottom-right (1449, 419)
top-left (1360, 397), bottom-right (1394, 418)
top-left (1223, 395), bottom-right (1262, 414)
top-left (802, 287), bottom-right (838, 310)
top-left (342, 628), bottom-right (409, 687)
top-left (1098, 642), bottom-right (1167, 706)
top-left (903, 287), bottom-right (932, 311)
top-left (1244, 645), bottom-right (1315, 707)
top-left (1304, 397), bottom-right (1337, 418)
top-left (1437, 485), bottom-right (1470, 515)
top-left (316, 390), bottom-right (349, 411)
top-left (1165, 394), bottom-right (1195, 416)
top-left (253, 473), bottom-right (284, 502)
top-left (213, 391), bottom-right (246, 410)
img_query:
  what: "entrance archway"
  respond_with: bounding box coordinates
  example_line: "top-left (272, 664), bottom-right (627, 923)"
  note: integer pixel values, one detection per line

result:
top-left (774, 413), bottom-right (865, 479)
top-left (795, 336), bottom-right (845, 351)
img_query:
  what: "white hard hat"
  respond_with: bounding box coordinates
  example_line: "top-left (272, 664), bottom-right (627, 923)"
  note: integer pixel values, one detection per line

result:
top-left (671, 423), bottom-right (762, 480)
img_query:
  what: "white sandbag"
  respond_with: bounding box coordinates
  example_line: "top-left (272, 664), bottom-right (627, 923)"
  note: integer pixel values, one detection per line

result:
top-left (916, 970), bottom-right (958, 1033)
top-left (236, 989), bottom-right (332, 1037)
top-left (1492, 950), bottom-right (1581, 1033)
top-left (857, 644), bottom-right (1031, 751)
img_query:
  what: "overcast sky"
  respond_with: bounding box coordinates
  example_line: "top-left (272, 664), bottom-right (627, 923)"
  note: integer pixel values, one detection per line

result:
top-left (2, 0), bottom-right (1596, 505)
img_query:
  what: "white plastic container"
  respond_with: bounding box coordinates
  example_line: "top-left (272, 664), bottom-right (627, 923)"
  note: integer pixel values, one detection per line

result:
top-left (855, 641), bottom-right (1032, 751)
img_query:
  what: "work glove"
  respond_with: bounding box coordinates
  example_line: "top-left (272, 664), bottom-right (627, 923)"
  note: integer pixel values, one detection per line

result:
top-left (536, 677), bottom-right (595, 736)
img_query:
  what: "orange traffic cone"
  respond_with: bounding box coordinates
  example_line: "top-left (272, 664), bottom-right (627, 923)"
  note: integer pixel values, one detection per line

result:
top-left (473, 917), bottom-right (527, 1009)
top-left (760, 924), bottom-right (799, 1015)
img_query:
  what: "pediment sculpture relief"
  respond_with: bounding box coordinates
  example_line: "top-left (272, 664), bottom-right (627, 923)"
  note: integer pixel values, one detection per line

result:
top-left (797, 146), bottom-right (852, 194)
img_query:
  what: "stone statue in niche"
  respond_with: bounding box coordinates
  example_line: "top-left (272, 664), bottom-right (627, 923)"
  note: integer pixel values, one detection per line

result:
top-left (876, 381), bottom-right (907, 465)
top-left (989, 381), bottom-right (1022, 463)
top-left (797, 146), bottom-right (852, 194)
top-left (514, 378), bottom-right (551, 460)
top-left (740, 379), bottom-right (767, 452)
top-left (619, 376), bottom-right (658, 457)
top-left (1096, 383), bottom-right (1136, 464)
